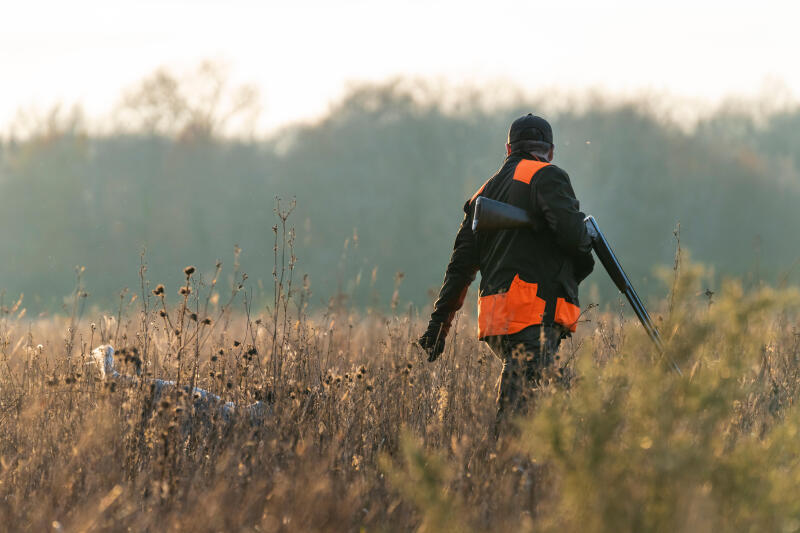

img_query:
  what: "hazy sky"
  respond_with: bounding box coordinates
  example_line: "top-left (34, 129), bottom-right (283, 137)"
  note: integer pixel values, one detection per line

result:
top-left (2, 0), bottom-right (799, 134)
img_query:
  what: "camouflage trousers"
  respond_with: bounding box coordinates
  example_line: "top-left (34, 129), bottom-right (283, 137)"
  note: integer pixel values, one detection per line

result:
top-left (484, 324), bottom-right (565, 435)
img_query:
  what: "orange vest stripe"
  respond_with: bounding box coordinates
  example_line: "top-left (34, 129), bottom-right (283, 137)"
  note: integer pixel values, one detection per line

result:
top-left (554, 297), bottom-right (581, 332)
top-left (478, 275), bottom-right (546, 338)
top-left (512, 160), bottom-right (550, 185)
top-left (471, 160), bottom-right (549, 204)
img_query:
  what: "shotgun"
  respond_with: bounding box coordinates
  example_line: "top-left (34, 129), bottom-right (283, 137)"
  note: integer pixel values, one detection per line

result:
top-left (472, 196), bottom-right (681, 375)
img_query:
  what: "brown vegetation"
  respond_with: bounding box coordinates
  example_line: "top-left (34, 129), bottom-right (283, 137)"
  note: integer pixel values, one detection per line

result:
top-left (1, 225), bottom-right (800, 532)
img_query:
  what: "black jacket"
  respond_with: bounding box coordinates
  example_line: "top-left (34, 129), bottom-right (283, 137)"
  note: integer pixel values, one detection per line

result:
top-left (429, 152), bottom-right (593, 339)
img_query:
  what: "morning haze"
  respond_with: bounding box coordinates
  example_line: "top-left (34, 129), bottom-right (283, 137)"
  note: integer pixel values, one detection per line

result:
top-left (1, 64), bottom-right (798, 314)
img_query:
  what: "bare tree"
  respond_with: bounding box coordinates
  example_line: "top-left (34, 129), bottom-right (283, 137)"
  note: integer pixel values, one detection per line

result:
top-left (113, 61), bottom-right (261, 139)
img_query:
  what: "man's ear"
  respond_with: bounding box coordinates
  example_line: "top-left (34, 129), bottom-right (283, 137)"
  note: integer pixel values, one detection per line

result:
top-left (547, 145), bottom-right (554, 162)
top-left (506, 143), bottom-right (512, 156)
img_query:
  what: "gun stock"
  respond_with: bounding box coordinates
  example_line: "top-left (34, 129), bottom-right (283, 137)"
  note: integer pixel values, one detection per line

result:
top-left (472, 196), bottom-right (534, 232)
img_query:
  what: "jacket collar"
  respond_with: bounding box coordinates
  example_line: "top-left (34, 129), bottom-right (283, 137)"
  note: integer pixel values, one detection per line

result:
top-left (507, 151), bottom-right (547, 162)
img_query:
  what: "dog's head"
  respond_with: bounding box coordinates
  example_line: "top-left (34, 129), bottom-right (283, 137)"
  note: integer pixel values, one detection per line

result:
top-left (89, 344), bottom-right (115, 380)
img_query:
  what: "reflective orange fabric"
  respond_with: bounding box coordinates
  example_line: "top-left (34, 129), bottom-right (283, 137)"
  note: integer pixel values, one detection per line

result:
top-left (555, 297), bottom-right (581, 332)
top-left (478, 275), bottom-right (546, 338)
top-left (512, 159), bottom-right (550, 185)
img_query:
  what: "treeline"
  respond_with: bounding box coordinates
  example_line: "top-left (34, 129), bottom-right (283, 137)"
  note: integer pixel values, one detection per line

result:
top-left (2, 75), bottom-right (799, 314)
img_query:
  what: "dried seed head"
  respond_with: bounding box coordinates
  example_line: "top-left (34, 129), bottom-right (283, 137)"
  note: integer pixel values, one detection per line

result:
top-left (233, 340), bottom-right (241, 347)
top-left (189, 313), bottom-right (198, 321)
top-left (184, 266), bottom-right (196, 276)
top-left (202, 317), bottom-right (212, 325)
top-left (153, 284), bottom-right (165, 296)
top-left (159, 309), bottom-right (167, 317)
top-left (179, 286), bottom-right (192, 296)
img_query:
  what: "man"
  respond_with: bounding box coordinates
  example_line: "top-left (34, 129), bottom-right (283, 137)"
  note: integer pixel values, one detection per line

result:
top-left (418, 114), bottom-right (594, 428)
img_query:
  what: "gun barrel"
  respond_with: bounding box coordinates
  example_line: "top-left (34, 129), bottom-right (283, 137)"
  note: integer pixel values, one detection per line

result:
top-left (585, 216), bottom-right (629, 292)
top-left (586, 216), bottom-right (681, 375)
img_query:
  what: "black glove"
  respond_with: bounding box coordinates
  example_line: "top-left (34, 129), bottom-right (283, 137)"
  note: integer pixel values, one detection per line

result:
top-left (418, 322), bottom-right (447, 362)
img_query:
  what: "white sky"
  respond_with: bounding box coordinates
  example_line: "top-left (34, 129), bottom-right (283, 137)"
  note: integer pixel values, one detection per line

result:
top-left (1, 0), bottom-right (799, 134)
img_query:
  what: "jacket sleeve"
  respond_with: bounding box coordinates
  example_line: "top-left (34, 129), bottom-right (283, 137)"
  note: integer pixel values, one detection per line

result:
top-left (428, 201), bottom-right (480, 334)
top-left (532, 166), bottom-right (593, 256)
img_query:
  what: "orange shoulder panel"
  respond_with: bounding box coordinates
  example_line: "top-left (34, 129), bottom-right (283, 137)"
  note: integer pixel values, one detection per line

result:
top-left (512, 160), bottom-right (550, 185)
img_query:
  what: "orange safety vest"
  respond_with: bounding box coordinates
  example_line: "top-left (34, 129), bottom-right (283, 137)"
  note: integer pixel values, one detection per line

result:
top-left (475, 160), bottom-right (582, 338)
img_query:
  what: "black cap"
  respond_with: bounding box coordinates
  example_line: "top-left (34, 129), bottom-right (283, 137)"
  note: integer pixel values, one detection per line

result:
top-left (507, 114), bottom-right (553, 145)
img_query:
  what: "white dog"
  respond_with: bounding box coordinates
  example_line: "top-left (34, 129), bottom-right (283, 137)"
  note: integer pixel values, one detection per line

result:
top-left (90, 344), bottom-right (266, 423)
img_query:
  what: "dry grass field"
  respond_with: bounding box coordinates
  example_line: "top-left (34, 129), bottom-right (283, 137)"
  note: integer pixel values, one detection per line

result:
top-left (2, 234), bottom-right (800, 532)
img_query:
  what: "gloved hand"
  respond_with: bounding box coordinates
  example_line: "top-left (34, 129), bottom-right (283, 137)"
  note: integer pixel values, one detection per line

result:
top-left (417, 322), bottom-right (447, 362)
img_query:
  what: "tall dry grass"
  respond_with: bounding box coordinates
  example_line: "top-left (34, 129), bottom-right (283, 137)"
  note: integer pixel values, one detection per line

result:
top-left (1, 215), bottom-right (800, 532)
